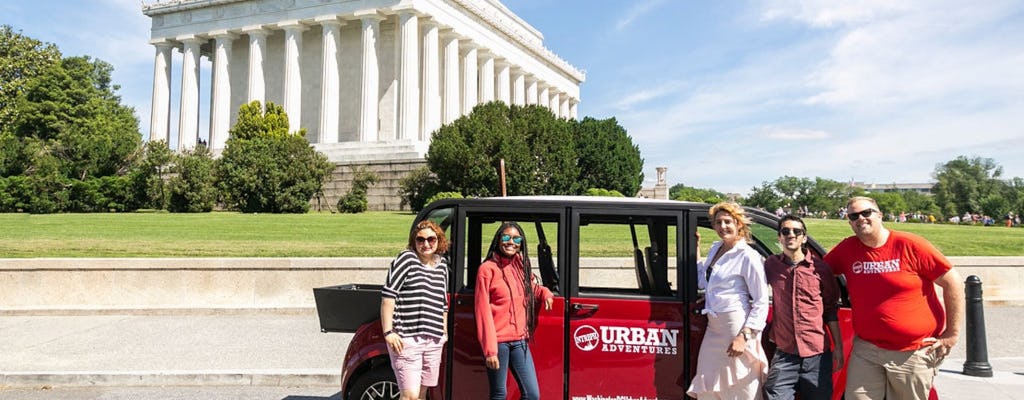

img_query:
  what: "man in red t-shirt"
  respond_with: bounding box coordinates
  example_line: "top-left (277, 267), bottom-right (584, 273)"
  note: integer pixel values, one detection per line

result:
top-left (824, 196), bottom-right (963, 400)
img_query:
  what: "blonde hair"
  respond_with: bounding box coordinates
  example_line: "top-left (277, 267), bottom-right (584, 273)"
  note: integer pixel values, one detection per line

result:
top-left (846, 196), bottom-right (880, 212)
top-left (709, 202), bottom-right (752, 241)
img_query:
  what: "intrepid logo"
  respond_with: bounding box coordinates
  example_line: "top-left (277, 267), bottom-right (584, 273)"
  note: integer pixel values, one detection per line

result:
top-left (852, 259), bottom-right (900, 274)
top-left (574, 324), bottom-right (679, 355)
top-left (574, 325), bottom-right (600, 351)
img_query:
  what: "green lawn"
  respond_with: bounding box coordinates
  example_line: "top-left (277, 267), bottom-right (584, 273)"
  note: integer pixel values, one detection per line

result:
top-left (0, 212), bottom-right (1021, 257)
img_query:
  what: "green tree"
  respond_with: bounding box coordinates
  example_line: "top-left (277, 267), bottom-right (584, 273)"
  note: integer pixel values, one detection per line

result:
top-left (217, 101), bottom-right (334, 213)
top-left (932, 156), bottom-right (1003, 216)
top-left (168, 146), bottom-right (218, 213)
top-left (745, 181), bottom-right (784, 211)
top-left (398, 166), bottom-right (440, 211)
top-left (337, 167), bottom-right (379, 213)
top-left (515, 105), bottom-right (579, 194)
top-left (128, 140), bottom-right (174, 210)
top-left (574, 117), bottom-right (643, 196)
top-left (0, 25), bottom-right (61, 128)
top-left (12, 56), bottom-right (141, 180)
top-left (868, 192), bottom-right (907, 216)
top-left (669, 183), bottom-right (726, 203)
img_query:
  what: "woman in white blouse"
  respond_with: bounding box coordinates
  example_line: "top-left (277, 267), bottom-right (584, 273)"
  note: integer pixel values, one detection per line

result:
top-left (687, 202), bottom-right (770, 400)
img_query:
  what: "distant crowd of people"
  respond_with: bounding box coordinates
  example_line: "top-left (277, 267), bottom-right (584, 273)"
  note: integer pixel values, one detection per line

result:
top-left (773, 205), bottom-right (1021, 227)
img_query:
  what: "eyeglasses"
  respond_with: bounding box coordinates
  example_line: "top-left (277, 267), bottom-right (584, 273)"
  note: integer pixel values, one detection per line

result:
top-left (500, 234), bottom-right (524, 245)
top-left (415, 236), bottom-right (437, 244)
top-left (779, 227), bottom-right (805, 237)
top-left (847, 209), bottom-right (878, 221)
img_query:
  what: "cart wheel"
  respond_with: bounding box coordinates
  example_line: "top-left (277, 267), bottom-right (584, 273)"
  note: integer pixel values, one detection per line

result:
top-left (348, 366), bottom-right (400, 400)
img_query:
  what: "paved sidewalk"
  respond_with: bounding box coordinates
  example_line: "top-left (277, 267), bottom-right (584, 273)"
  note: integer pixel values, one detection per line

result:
top-left (1, 308), bottom-right (1022, 397)
top-left (0, 313), bottom-right (351, 388)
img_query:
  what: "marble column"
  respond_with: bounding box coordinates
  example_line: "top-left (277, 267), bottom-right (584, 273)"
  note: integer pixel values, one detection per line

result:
top-left (538, 84), bottom-right (549, 111)
top-left (511, 68), bottom-right (525, 106)
top-left (243, 27), bottom-right (268, 104)
top-left (560, 96), bottom-right (570, 120)
top-left (461, 43), bottom-right (478, 115)
top-left (569, 99), bottom-right (578, 120)
top-left (550, 91), bottom-right (561, 118)
top-left (397, 11), bottom-right (420, 141)
top-left (420, 20), bottom-right (440, 139)
top-left (358, 12), bottom-right (384, 142)
top-left (209, 32), bottom-right (236, 151)
top-left (149, 41), bottom-right (173, 144)
top-left (317, 17), bottom-right (344, 144)
top-left (479, 53), bottom-right (494, 103)
top-left (178, 36), bottom-right (203, 152)
top-left (441, 31), bottom-right (460, 124)
top-left (526, 77), bottom-right (538, 105)
top-left (496, 60), bottom-right (510, 105)
top-left (281, 21), bottom-right (308, 133)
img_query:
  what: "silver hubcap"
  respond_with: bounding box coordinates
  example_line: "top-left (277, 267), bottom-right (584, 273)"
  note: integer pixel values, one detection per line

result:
top-left (360, 380), bottom-right (400, 400)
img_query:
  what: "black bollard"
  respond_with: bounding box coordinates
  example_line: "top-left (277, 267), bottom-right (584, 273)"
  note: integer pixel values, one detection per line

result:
top-left (962, 275), bottom-right (993, 377)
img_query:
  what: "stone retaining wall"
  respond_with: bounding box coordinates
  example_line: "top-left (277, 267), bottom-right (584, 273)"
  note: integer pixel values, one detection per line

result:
top-left (1, 257), bottom-right (1020, 313)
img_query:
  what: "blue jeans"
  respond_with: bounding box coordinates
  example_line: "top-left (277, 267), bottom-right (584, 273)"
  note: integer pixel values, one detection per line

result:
top-left (765, 350), bottom-right (833, 400)
top-left (487, 339), bottom-right (540, 400)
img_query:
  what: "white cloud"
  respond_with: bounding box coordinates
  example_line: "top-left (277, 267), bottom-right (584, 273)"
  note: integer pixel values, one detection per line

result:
top-left (615, 0), bottom-right (667, 31)
top-left (762, 127), bottom-right (830, 140)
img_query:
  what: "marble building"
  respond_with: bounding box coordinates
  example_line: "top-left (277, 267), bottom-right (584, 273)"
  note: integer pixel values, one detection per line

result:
top-left (141, 0), bottom-right (585, 165)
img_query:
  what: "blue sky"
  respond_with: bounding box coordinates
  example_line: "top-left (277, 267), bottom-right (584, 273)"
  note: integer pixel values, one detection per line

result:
top-left (4, 0), bottom-right (1024, 195)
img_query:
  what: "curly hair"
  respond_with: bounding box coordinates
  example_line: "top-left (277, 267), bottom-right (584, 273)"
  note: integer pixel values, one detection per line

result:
top-left (709, 201), bottom-right (752, 241)
top-left (407, 220), bottom-right (449, 254)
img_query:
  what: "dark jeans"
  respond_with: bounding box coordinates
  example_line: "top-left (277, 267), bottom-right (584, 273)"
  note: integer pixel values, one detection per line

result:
top-left (486, 339), bottom-right (540, 400)
top-left (765, 350), bottom-right (833, 400)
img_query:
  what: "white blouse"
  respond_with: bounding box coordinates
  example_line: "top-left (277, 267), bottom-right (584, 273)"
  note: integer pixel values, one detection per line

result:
top-left (698, 240), bottom-right (769, 331)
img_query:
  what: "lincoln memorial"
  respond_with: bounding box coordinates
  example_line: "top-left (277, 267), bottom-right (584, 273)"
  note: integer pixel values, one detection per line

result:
top-left (142, 0), bottom-right (584, 167)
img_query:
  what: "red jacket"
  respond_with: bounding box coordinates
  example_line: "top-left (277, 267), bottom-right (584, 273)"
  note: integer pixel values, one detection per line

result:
top-left (475, 253), bottom-right (553, 357)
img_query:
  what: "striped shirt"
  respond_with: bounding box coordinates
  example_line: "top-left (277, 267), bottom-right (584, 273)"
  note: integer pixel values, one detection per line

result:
top-left (382, 250), bottom-right (449, 340)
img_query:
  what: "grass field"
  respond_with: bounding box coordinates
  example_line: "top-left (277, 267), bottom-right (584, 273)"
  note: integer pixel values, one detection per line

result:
top-left (1, 212), bottom-right (1021, 257)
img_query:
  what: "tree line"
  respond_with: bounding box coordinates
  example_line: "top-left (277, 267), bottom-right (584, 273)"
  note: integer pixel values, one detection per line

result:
top-left (671, 156), bottom-right (1024, 222)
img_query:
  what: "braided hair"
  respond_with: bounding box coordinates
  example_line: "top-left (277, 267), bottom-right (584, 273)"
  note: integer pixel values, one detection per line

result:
top-left (484, 221), bottom-right (538, 334)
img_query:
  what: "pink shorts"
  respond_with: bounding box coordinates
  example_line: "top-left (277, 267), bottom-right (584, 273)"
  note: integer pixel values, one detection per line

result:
top-left (387, 334), bottom-right (446, 391)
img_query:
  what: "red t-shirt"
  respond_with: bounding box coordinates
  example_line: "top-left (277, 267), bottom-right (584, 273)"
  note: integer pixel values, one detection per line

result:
top-left (824, 230), bottom-right (952, 351)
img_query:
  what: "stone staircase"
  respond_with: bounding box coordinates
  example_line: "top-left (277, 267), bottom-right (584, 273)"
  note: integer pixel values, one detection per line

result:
top-left (312, 141), bottom-right (429, 211)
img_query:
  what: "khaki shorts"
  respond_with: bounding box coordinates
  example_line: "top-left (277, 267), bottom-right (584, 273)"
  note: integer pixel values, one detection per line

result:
top-left (845, 336), bottom-right (945, 400)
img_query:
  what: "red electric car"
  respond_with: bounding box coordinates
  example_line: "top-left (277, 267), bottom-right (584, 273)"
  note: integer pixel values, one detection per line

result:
top-left (315, 196), bottom-right (932, 399)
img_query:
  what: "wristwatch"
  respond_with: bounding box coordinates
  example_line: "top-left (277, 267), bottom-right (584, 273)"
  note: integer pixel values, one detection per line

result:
top-left (383, 330), bottom-right (395, 337)
top-left (740, 329), bottom-right (754, 341)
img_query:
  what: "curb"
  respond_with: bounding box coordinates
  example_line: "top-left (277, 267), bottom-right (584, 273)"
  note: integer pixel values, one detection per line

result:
top-left (0, 370), bottom-right (341, 388)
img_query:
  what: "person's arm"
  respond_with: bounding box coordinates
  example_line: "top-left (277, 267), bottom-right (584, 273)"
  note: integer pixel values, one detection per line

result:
top-left (827, 320), bottom-right (844, 370)
top-left (380, 297), bottom-right (403, 353)
top-left (475, 264), bottom-right (500, 369)
top-left (930, 268), bottom-right (964, 356)
top-left (532, 276), bottom-right (554, 310)
top-left (381, 253), bottom-right (408, 354)
top-left (729, 250), bottom-right (769, 357)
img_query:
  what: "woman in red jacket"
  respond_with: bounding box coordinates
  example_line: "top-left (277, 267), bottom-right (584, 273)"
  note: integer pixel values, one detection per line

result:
top-left (475, 222), bottom-right (554, 400)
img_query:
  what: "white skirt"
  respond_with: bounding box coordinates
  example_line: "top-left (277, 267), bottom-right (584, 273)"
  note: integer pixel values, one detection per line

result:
top-left (686, 309), bottom-right (768, 400)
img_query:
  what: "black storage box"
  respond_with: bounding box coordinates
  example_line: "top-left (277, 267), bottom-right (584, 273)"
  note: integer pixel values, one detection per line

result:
top-left (313, 284), bottom-right (383, 333)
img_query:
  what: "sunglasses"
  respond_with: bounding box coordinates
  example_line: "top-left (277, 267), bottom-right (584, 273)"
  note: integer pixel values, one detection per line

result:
top-left (779, 227), bottom-right (805, 237)
top-left (415, 236), bottom-right (437, 244)
top-left (500, 234), bottom-right (524, 245)
top-left (847, 209), bottom-right (878, 221)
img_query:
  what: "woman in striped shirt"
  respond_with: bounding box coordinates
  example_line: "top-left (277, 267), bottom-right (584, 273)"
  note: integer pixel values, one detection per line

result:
top-left (380, 220), bottom-right (450, 400)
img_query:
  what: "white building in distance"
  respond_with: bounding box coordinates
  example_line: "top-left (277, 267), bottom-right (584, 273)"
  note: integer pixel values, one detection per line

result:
top-left (141, 0), bottom-right (585, 163)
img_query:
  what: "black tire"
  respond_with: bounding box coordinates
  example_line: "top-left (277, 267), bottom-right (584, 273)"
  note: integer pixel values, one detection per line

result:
top-left (347, 366), bottom-right (400, 400)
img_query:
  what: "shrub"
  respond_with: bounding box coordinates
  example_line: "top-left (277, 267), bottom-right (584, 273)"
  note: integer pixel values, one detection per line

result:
top-left (168, 146), bottom-right (217, 213)
top-left (217, 101), bottom-right (334, 213)
top-left (425, 191), bottom-right (463, 206)
top-left (338, 167), bottom-right (379, 214)
top-left (584, 188), bottom-right (624, 197)
top-left (398, 166), bottom-right (440, 211)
